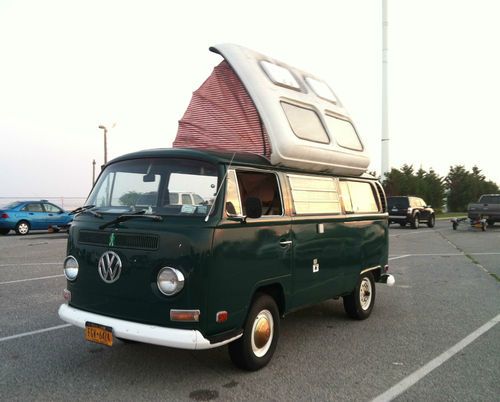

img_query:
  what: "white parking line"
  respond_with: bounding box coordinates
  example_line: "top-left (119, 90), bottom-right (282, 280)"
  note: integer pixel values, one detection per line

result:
top-left (388, 255), bottom-right (411, 261)
top-left (0, 274), bottom-right (64, 285)
top-left (389, 230), bottom-right (434, 238)
top-left (0, 324), bottom-right (72, 343)
top-left (371, 313), bottom-right (500, 402)
top-left (0, 262), bottom-right (60, 267)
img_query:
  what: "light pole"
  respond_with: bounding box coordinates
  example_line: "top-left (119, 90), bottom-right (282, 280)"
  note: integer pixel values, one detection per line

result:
top-left (98, 125), bottom-right (108, 164)
top-left (92, 159), bottom-right (96, 185)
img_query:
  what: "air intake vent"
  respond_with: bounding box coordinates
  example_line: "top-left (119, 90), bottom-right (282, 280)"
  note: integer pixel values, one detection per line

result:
top-left (79, 230), bottom-right (159, 250)
top-left (374, 182), bottom-right (387, 213)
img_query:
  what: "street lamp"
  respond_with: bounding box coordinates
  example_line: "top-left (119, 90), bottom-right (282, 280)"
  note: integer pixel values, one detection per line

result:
top-left (98, 125), bottom-right (108, 164)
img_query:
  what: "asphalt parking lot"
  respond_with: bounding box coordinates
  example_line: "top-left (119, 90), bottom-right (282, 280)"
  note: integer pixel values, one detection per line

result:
top-left (1, 221), bottom-right (499, 401)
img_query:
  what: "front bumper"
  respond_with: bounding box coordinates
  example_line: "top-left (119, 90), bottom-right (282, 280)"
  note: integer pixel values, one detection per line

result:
top-left (58, 304), bottom-right (241, 350)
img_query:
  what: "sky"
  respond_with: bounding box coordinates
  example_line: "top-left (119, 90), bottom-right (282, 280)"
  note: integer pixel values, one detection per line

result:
top-left (1, 0), bottom-right (499, 198)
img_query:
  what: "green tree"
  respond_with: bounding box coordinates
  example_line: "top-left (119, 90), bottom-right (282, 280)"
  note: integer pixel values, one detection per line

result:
top-left (422, 169), bottom-right (445, 212)
top-left (119, 191), bottom-right (141, 207)
top-left (445, 165), bottom-right (499, 211)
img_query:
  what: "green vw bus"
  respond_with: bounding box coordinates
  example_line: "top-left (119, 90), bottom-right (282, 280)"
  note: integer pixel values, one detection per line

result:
top-left (58, 44), bottom-right (394, 370)
top-left (58, 148), bottom-right (393, 370)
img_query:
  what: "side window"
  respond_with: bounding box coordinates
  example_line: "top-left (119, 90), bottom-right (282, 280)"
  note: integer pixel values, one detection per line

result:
top-left (44, 203), bottom-right (62, 213)
top-left (24, 203), bottom-right (44, 212)
top-left (193, 194), bottom-right (204, 205)
top-left (169, 193), bottom-right (179, 204)
top-left (288, 174), bottom-right (341, 215)
top-left (324, 114), bottom-right (363, 151)
top-left (225, 170), bottom-right (283, 217)
top-left (281, 102), bottom-right (330, 144)
top-left (237, 171), bottom-right (282, 216)
top-left (340, 181), bottom-right (380, 213)
top-left (181, 194), bottom-right (191, 205)
top-left (339, 181), bottom-right (354, 213)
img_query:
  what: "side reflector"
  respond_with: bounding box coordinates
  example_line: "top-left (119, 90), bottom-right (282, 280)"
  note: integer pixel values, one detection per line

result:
top-left (216, 311), bottom-right (228, 323)
top-left (170, 309), bottom-right (200, 322)
top-left (63, 289), bottom-right (71, 302)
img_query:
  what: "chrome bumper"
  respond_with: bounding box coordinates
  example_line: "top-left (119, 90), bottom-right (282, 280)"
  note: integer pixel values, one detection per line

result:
top-left (58, 304), bottom-right (241, 350)
top-left (379, 274), bottom-right (395, 286)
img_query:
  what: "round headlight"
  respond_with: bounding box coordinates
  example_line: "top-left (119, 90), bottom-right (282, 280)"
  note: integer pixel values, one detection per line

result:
top-left (64, 256), bottom-right (79, 281)
top-left (157, 267), bottom-right (185, 296)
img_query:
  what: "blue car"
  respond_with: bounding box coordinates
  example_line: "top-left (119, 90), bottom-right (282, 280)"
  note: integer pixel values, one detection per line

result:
top-left (0, 200), bottom-right (73, 235)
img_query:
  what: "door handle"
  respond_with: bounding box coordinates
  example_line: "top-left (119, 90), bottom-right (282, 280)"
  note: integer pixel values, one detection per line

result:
top-left (279, 240), bottom-right (292, 247)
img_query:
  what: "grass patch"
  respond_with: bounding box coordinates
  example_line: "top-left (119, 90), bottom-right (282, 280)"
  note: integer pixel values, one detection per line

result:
top-left (436, 212), bottom-right (467, 219)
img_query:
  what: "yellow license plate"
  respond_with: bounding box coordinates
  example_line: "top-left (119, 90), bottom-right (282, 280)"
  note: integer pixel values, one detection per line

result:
top-left (85, 322), bottom-right (113, 347)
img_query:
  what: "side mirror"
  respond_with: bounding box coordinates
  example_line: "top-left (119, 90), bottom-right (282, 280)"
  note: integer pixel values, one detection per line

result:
top-left (245, 197), bottom-right (262, 219)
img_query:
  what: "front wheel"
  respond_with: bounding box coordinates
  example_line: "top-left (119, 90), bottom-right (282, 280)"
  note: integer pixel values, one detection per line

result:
top-left (427, 214), bottom-right (436, 228)
top-left (343, 272), bottom-right (376, 320)
top-left (15, 221), bottom-right (30, 235)
top-left (228, 293), bottom-right (280, 371)
top-left (411, 214), bottom-right (420, 229)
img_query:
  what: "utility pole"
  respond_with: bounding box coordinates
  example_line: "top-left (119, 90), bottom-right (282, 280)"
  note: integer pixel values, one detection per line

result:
top-left (98, 125), bottom-right (108, 164)
top-left (381, 0), bottom-right (390, 178)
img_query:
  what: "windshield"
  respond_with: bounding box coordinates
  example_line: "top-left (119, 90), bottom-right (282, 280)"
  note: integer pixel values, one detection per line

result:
top-left (86, 158), bottom-right (219, 217)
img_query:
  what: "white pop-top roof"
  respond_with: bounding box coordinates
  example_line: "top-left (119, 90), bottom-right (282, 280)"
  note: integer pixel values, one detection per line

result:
top-left (209, 43), bottom-right (370, 176)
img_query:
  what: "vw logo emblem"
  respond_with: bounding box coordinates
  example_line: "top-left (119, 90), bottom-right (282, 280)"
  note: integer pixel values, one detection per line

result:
top-left (98, 251), bottom-right (122, 283)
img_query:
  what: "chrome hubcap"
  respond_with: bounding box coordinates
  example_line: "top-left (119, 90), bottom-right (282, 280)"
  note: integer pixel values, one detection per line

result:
top-left (18, 223), bottom-right (29, 234)
top-left (359, 278), bottom-right (372, 310)
top-left (251, 309), bottom-right (273, 357)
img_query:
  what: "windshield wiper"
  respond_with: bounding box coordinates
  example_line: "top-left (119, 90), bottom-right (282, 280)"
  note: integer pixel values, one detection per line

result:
top-left (70, 205), bottom-right (103, 218)
top-left (99, 210), bottom-right (163, 230)
top-left (70, 205), bottom-right (95, 215)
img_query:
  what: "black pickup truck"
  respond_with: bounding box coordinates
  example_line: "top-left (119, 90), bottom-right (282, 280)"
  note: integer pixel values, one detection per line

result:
top-left (468, 194), bottom-right (500, 226)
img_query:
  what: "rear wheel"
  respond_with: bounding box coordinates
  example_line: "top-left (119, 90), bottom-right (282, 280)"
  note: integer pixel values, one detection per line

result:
top-left (343, 272), bottom-right (376, 320)
top-left (427, 214), bottom-right (436, 228)
top-left (15, 221), bottom-right (30, 235)
top-left (228, 293), bottom-right (280, 371)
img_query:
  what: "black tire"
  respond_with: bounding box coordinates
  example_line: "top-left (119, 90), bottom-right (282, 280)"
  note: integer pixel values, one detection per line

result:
top-left (343, 272), bottom-right (376, 320)
top-left (0, 229), bottom-right (9, 235)
top-left (15, 220), bottom-right (30, 235)
top-left (228, 293), bottom-right (280, 371)
top-left (487, 220), bottom-right (494, 227)
top-left (410, 214), bottom-right (420, 229)
top-left (452, 222), bottom-right (458, 230)
top-left (427, 214), bottom-right (436, 228)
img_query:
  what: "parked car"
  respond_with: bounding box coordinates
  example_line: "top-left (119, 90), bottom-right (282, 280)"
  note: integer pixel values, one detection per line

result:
top-left (387, 196), bottom-right (435, 229)
top-left (0, 200), bottom-right (73, 235)
top-left (467, 194), bottom-right (500, 227)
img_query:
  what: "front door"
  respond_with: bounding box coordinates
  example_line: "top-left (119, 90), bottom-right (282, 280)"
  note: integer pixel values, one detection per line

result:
top-left (208, 169), bottom-right (292, 336)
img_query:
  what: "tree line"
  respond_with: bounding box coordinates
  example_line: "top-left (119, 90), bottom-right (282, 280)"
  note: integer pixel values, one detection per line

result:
top-left (380, 165), bottom-right (499, 212)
